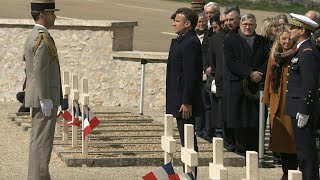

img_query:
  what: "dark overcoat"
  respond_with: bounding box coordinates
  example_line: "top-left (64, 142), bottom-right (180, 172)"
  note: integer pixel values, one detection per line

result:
top-left (201, 30), bottom-right (210, 71)
top-left (208, 30), bottom-right (227, 97)
top-left (223, 31), bottom-right (270, 128)
top-left (166, 30), bottom-right (203, 118)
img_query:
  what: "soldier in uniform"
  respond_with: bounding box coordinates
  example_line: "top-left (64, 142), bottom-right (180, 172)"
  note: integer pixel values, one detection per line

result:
top-left (284, 13), bottom-right (320, 180)
top-left (24, 0), bottom-right (62, 179)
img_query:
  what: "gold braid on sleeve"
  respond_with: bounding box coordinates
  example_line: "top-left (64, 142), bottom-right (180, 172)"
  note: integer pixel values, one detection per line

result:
top-left (41, 33), bottom-right (57, 58)
top-left (33, 34), bottom-right (43, 57)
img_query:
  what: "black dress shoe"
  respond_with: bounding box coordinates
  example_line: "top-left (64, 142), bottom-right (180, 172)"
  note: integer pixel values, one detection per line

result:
top-left (235, 146), bottom-right (246, 157)
top-left (196, 132), bottom-right (203, 138)
top-left (202, 135), bottom-right (213, 143)
top-left (224, 143), bottom-right (236, 152)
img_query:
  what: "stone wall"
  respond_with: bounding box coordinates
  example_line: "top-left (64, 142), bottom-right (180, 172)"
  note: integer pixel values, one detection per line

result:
top-left (0, 19), bottom-right (168, 109)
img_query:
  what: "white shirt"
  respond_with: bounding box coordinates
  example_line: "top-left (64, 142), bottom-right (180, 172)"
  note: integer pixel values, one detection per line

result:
top-left (35, 24), bottom-right (50, 34)
top-left (296, 38), bottom-right (309, 49)
top-left (197, 34), bottom-right (204, 44)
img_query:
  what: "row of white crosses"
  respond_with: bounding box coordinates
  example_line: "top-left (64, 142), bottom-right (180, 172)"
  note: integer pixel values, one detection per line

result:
top-left (56, 71), bottom-right (90, 155)
top-left (161, 114), bottom-right (302, 180)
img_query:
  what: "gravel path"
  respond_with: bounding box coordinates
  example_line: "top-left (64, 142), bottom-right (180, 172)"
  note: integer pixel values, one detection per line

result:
top-left (0, 102), bottom-right (283, 180)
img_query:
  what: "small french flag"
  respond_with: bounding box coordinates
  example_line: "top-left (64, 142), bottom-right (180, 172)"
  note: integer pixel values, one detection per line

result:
top-left (143, 161), bottom-right (194, 180)
top-left (143, 162), bottom-right (175, 180)
top-left (83, 107), bottom-right (100, 137)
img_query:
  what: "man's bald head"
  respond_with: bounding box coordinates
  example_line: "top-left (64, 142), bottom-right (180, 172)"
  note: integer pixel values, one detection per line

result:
top-left (305, 10), bottom-right (320, 24)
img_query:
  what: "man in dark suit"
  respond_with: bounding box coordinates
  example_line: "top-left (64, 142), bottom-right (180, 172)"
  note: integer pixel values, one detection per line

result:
top-left (284, 13), bottom-right (320, 180)
top-left (224, 13), bottom-right (270, 153)
top-left (166, 7), bottom-right (202, 176)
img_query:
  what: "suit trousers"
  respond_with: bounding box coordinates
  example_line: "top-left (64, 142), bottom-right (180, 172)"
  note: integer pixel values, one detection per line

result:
top-left (176, 116), bottom-right (199, 152)
top-left (176, 116), bottom-right (198, 179)
top-left (28, 107), bottom-right (58, 180)
top-left (291, 116), bottom-right (319, 180)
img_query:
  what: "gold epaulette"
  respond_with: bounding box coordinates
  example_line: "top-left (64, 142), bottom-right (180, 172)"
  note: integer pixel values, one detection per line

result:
top-left (33, 29), bottom-right (58, 58)
top-left (303, 47), bottom-right (313, 52)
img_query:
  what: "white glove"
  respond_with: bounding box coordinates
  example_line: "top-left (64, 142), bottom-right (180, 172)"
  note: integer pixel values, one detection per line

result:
top-left (211, 79), bottom-right (216, 94)
top-left (296, 112), bottom-right (309, 128)
top-left (40, 99), bottom-right (53, 117)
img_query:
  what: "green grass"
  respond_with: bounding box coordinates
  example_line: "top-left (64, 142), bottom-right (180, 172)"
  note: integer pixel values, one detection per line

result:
top-left (167, 0), bottom-right (320, 14)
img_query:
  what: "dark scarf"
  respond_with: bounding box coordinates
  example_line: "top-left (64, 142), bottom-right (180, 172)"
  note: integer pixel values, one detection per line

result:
top-left (239, 29), bottom-right (256, 50)
top-left (270, 47), bottom-right (297, 93)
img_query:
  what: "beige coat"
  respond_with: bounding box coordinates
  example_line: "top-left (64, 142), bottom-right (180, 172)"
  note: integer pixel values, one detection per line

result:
top-left (24, 26), bottom-right (61, 108)
top-left (262, 55), bottom-right (296, 153)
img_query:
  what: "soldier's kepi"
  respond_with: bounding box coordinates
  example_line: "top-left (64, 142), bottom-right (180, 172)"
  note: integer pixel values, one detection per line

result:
top-left (31, 0), bottom-right (60, 12)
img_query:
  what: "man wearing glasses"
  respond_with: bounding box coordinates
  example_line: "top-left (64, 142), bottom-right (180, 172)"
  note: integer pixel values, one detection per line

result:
top-left (24, 0), bottom-right (62, 179)
top-left (223, 13), bottom-right (270, 154)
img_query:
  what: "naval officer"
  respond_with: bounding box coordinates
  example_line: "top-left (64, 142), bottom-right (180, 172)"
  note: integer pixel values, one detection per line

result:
top-left (284, 13), bottom-right (320, 180)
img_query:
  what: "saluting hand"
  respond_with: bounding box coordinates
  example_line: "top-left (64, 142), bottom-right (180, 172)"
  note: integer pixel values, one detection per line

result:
top-left (179, 104), bottom-right (192, 120)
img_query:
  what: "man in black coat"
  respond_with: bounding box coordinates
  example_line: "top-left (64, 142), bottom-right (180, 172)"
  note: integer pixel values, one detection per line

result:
top-left (284, 13), bottom-right (320, 180)
top-left (208, 6), bottom-right (241, 151)
top-left (223, 13), bottom-right (270, 152)
top-left (166, 7), bottom-right (202, 177)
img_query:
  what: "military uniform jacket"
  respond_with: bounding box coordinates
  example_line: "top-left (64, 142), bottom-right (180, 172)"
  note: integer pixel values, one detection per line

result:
top-left (24, 25), bottom-right (62, 108)
top-left (166, 30), bottom-right (203, 118)
top-left (285, 39), bottom-right (320, 117)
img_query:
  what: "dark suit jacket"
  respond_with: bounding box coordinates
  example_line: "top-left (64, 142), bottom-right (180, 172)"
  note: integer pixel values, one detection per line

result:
top-left (285, 40), bottom-right (320, 117)
top-left (166, 30), bottom-right (203, 118)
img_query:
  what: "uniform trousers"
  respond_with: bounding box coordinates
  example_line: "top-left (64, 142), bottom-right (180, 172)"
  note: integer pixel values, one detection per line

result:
top-left (279, 153), bottom-right (298, 174)
top-left (28, 107), bottom-right (58, 180)
top-left (291, 116), bottom-right (319, 180)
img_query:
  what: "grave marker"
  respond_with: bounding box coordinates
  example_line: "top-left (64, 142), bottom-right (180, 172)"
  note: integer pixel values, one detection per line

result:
top-left (71, 74), bottom-right (79, 147)
top-left (242, 151), bottom-right (258, 180)
top-left (181, 124), bottom-right (198, 177)
top-left (161, 114), bottom-right (176, 164)
top-left (288, 170), bottom-right (302, 180)
top-left (209, 137), bottom-right (228, 180)
top-left (62, 71), bottom-right (70, 142)
top-left (81, 77), bottom-right (89, 155)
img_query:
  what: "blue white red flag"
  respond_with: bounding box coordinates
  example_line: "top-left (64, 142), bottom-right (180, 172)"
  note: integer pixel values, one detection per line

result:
top-left (83, 107), bottom-right (100, 137)
top-left (143, 161), bottom-right (195, 180)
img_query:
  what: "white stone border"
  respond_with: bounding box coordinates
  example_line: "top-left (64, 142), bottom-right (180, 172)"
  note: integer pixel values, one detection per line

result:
top-left (0, 19), bottom-right (138, 28)
top-left (112, 51), bottom-right (168, 63)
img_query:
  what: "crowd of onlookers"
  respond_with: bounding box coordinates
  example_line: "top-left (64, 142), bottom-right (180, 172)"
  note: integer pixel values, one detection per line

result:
top-left (187, 2), bottom-right (320, 179)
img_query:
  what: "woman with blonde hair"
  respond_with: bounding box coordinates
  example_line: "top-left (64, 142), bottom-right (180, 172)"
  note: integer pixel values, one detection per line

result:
top-left (262, 26), bottom-right (298, 180)
top-left (260, 17), bottom-right (278, 44)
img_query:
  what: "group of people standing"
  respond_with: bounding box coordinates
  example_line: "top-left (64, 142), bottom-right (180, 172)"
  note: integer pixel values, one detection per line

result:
top-left (166, 2), bottom-right (320, 180)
